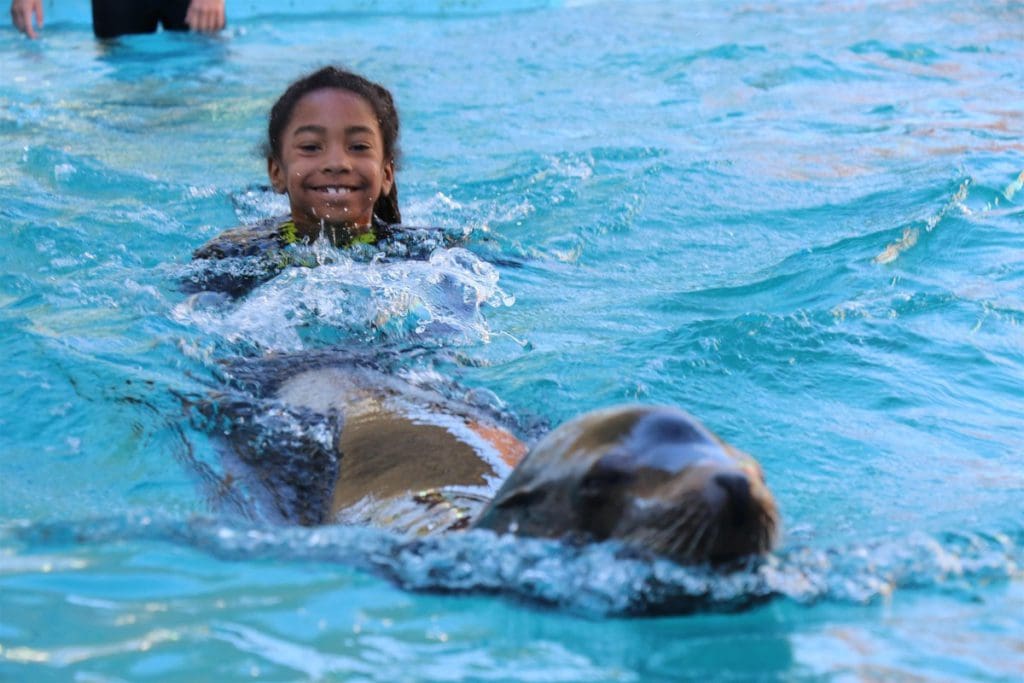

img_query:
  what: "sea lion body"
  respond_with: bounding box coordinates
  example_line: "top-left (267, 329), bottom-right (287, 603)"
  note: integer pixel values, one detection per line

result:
top-left (212, 352), bottom-right (529, 533)
top-left (472, 405), bottom-right (779, 565)
top-left (280, 365), bottom-right (524, 532)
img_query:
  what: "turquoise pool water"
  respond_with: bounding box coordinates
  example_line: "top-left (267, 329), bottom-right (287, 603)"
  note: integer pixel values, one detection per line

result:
top-left (2, 0), bottom-right (1022, 679)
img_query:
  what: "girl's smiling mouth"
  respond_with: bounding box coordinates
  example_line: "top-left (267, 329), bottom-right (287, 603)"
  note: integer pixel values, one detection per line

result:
top-left (313, 185), bottom-right (356, 196)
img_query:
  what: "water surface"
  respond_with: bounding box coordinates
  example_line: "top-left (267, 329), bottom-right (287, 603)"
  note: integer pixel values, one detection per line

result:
top-left (1, 0), bottom-right (1022, 680)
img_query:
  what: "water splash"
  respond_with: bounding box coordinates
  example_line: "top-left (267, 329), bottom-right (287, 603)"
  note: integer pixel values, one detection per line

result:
top-left (228, 185), bottom-right (289, 225)
top-left (174, 246), bottom-right (513, 353)
top-left (4, 514), bottom-right (1019, 617)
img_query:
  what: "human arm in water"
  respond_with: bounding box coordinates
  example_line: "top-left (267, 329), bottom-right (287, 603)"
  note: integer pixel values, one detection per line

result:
top-left (10, 0), bottom-right (224, 38)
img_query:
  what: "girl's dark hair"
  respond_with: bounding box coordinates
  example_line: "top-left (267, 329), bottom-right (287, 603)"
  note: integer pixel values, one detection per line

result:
top-left (267, 66), bottom-right (402, 224)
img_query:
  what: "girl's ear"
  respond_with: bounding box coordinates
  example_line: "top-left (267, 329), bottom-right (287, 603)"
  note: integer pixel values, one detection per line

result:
top-left (267, 157), bottom-right (287, 193)
top-left (381, 159), bottom-right (395, 197)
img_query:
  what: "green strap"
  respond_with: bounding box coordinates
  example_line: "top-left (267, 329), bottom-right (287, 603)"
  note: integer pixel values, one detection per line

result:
top-left (278, 220), bottom-right (378, 247)
top-left (351, 230), bottom-right (377, 245)
top-left (279, 220), bottom-right (298, 245)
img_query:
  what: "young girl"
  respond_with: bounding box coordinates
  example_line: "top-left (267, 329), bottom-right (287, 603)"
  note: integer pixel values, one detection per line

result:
top-left (189, 66), bottom-right (445, 296)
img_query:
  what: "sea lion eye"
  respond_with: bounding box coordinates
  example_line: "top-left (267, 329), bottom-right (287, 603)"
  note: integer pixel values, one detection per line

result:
top-left (580, 461), bottom-right (634, 497)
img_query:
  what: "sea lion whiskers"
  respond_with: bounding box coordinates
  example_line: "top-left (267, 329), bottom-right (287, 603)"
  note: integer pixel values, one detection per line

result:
top-left (758, 506), bottom-right (781, 551)
top-left (664, 493), bottom-right (714, 561)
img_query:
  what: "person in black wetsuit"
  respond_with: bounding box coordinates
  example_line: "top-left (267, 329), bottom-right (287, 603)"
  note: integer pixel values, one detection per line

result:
top-left (10, 0), bottom-right (224, 39)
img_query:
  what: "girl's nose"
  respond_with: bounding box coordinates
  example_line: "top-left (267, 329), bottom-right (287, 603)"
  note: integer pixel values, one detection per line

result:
top-left (322, 146), bottom-right (352, 173)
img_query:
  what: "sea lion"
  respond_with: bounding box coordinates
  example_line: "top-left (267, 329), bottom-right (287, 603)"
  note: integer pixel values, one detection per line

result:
top-left (205, 353), bottom-right (779, 565)
top-left (472, 405), bottom-right (779, 565)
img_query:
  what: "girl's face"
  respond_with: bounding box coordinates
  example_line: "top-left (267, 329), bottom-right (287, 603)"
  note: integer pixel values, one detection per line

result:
top-left (268, 88), bottom-right (394, 234)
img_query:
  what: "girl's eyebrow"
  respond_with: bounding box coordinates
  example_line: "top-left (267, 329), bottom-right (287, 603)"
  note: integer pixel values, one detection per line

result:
top-left (292, 124), bottom-right (326, 136)
top-left (291, 124), bottom-right (377, 137)
top-left (344, 125), bottom-right (376, 136)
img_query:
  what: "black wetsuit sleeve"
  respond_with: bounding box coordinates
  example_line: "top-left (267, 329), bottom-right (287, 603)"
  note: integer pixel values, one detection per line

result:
top-left (192, 225), bottom-right (285, 259)
top-left (181, 225), bottom-right (288, 298)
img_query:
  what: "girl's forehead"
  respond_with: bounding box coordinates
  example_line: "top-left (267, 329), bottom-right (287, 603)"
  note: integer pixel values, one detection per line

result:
top-left (289, 88), bottom-right (379, 129)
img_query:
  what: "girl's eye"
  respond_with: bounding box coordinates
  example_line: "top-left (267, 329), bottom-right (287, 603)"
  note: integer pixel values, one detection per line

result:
top-left (350, 143), bottom-right (371, 152)
top-left (297, 142), bottom-right (321, 152)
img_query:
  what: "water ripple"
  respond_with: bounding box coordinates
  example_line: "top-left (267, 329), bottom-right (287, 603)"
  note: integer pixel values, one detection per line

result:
top-left (3, 514), bottom-right (1020, 618)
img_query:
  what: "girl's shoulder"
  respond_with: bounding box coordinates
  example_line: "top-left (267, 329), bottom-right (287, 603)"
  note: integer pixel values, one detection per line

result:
top-left (192, 215), bottom-right (292, 260)
top-left (182, 216), bottom-right (293, 297)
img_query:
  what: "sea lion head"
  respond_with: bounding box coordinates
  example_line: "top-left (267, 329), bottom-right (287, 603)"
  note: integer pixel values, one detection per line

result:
top-left (472, 405), bottom-right (779, 565)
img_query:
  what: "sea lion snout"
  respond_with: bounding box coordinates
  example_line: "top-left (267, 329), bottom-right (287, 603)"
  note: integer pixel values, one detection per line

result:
top-left (711, 472), bottom-right (754, 527)
top-left (638, 451), bottom-right (779, 562)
